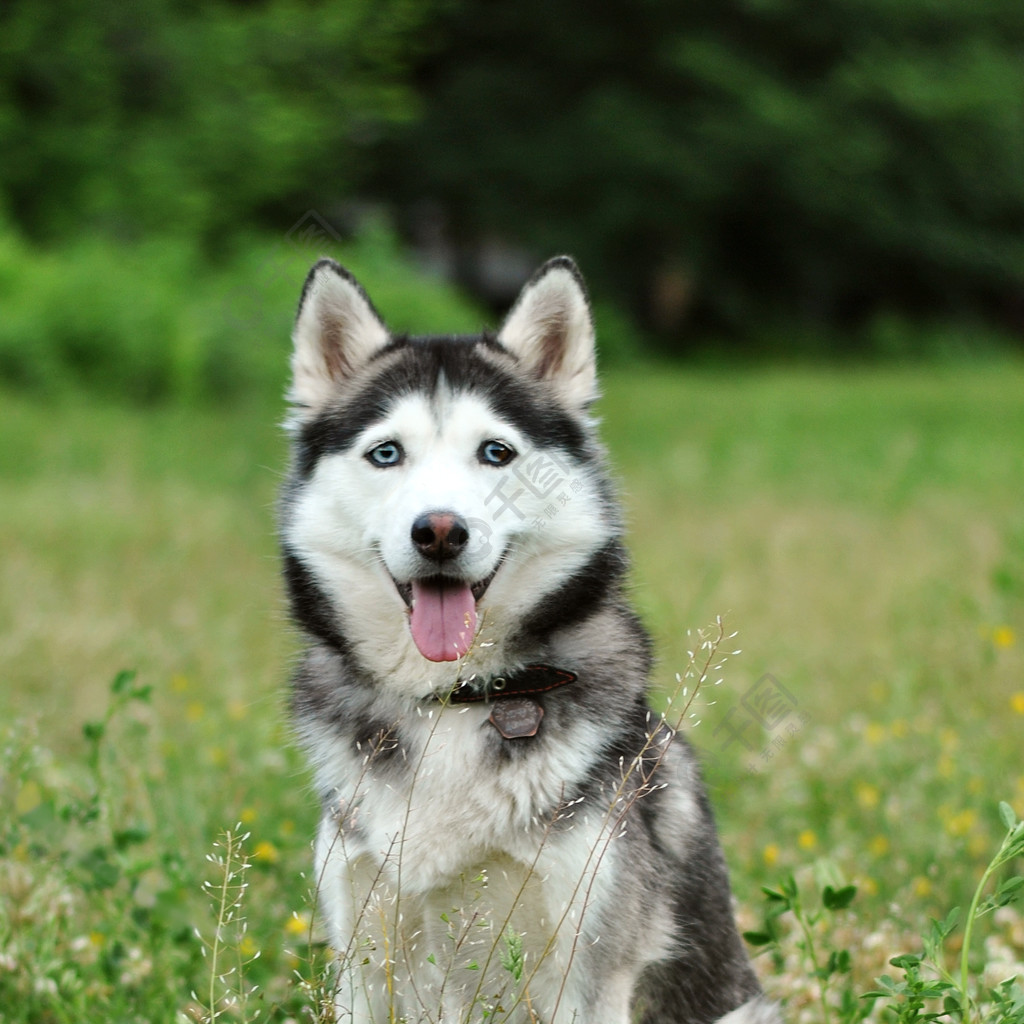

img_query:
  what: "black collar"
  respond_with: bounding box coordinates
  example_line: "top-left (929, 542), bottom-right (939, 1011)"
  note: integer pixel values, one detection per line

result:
top-left (435, 664), bottom-right (578, 704)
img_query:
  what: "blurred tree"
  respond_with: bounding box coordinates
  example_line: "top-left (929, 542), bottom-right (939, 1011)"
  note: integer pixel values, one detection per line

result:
top-left (369, 0), bottom-right (1024, 350)
top-left (0, 0), bottom-right (432, 244)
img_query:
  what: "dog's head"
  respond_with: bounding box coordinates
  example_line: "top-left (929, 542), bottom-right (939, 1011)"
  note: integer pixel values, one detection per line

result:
top-left (281, 258), bottom-right (615, 678)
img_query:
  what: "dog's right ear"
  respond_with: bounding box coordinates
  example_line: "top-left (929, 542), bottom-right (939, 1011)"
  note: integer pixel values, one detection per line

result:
top-left (287, 259), bottom-right (389, 419)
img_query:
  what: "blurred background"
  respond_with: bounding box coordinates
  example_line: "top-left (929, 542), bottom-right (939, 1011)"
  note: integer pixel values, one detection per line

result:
top-left (2, 3), bottom-right (1024, 1019)
top-left (2, 0), bottom-right (1024, 400)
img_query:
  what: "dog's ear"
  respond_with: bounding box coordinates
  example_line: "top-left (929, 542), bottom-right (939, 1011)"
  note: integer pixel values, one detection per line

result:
top-left (498, 256), bottom-right (597, 407)
top-left (288, 259), bottom-right (389, 418)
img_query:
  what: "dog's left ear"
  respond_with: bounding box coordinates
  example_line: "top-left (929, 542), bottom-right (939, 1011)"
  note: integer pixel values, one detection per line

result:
top-left (498, 256), bottom-right (597, 407)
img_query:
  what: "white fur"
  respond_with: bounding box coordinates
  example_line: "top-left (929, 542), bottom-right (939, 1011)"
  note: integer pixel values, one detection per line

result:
top-left (498, 260), bottom-right (598, 408)
top-left (306, 701), bottom-right (656, 1022)
top-left (284, 258), bottom-right (778, 1023)
top-left (284, 388), bottom-right (610, 695)
top-left (288, 261), bottom-right (389, 419)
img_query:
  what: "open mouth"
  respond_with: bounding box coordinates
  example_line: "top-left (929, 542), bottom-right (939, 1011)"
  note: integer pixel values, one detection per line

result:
top-left (394, 564), bottom-right (501, 663)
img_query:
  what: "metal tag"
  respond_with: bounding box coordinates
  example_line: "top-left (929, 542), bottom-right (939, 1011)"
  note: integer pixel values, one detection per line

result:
top-left (488, 697), bottom-right (544, 739)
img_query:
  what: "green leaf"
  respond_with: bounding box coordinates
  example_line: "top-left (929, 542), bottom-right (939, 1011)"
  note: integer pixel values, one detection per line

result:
top-left (823, 883), bottom-right (857, 911)
top-left (80, 847), bottom-right (120, 891)
top-left (760, 885), bottom-right (789, 905)
top-left (83, 721), bottom-right (105, 742)
top-left (999, 801), bottom-right (1017, 831)
top-left (111, 669), bottom-right (137, 695)
top-left (890, 953), bottom-right (923, 970)
top-left (114, 827), bottom-right (151, 850)
top-left (742, 930), bottom-right (774, 946)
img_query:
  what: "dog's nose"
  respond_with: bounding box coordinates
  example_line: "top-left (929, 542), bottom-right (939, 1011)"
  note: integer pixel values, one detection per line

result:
top-left (411, 512), bottom-right (470, 562)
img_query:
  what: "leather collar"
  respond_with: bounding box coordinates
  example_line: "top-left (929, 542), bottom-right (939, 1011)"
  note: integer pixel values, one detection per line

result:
top-left (436, 664), bottom-right (578, 705)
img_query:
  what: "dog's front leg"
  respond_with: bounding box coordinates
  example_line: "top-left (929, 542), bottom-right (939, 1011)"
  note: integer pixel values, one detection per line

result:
top-left (314, 815), bottom-right (393, 1024)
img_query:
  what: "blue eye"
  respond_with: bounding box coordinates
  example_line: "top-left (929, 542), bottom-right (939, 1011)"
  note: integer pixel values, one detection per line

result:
top-left (366, 441), bottom-right (404, 467)
top-left (479, 440), bottom-right (516, 466)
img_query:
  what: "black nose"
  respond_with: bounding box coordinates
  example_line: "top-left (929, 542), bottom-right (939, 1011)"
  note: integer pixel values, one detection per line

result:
top-left (411, 512), bottom-right (470, 562)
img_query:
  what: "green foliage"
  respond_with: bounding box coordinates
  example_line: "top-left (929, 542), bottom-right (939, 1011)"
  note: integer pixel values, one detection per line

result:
top-left (374, 0), bottom-right (1024, 348)
top-left (0, 221), bottom-right (486, 403)
top-left (752, 808), bottom-right (1024, 1023)
top-left (746, 864), bottom-right (867, 1024)
top-left (0, 0), bottom-right (433, 243)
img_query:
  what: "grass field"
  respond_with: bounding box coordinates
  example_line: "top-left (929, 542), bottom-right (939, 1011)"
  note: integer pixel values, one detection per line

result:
top-left (2, 361), bottom-right (1024, 1022)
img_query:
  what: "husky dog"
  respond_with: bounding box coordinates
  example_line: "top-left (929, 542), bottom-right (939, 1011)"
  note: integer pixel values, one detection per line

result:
top-left (280, 257), bottom-right (776, 1024)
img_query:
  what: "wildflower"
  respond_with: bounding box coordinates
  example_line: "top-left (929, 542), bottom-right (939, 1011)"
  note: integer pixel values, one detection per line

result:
top-left (937, 754), bottom-right (955, 780)
top-left (865, 722), bottom-right (886, 745)
top-left (869, 835), bottom-right (889, 857)
top-left (253, 840), bottom-right (279, 864)
top-left (890, 719), bottom-right (908, 738)
top-left (993, 626), bottom-right (1016, 649)
top-left (913, 877), bottom-right (932, 898)
top-left (239, 935), bottom-right (259, 958)
top-left (14, 780), bottom-right (42, 816)
top-left (1011, 693), bottom-right (1024, 715)
top-left (171, 674), bottom-right (190, 693)
top-left (186, 701), bottom-right (204, 723)
top-left (285, 911), bottom-right (311, 937)
top-left (944, 808), bottom-right (977, 838)
top-left (797, 830), bottom-right (817, 851)
top-left (856, 783), bottom-right (880, 810)
top-left (240, 806), bottom-right (258, 824)
top-left (762, 843), bottom-right (780, 867)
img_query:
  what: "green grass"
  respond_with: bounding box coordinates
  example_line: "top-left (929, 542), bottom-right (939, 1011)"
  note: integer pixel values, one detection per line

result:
top-left (2, 362), bottom-right (1024, 1020)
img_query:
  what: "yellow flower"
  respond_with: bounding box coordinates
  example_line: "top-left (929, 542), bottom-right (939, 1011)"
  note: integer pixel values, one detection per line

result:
top-left (762, 843), bottom-right (780, 867)
top-left (798, 830), bottom-right (818, 851)
top-left (865, 722), bottom-right (886, 745)
top-left (186, 701), bottom-right (204, 723)
top-left (240, 806), bottom-right (258, 824)
top-left (171, 674), bottom-right (190, 693)
top-left (253, 840), bottom-right (279, 864)
top-left (913, 877), bottom-right (932, 898)
top-left (227, 699), bottom-right (248, 721)
top-left (15, 780), bottom-right (42, 816)
top-left (279, 819), bottom-right (295, 837)
top-left (285, 911), bottom-right (311, 937)
top-left (993, 626), bottom-right (1016, 649)
top-left (856, 783), bottom-right (880, 810)
top-left (945, 808), bottom-right (977, 838)
top-left (869, 835), bottom-right (890, 857)
top-left (861, 877), bottom-right (879, 897)
top-left (239, 935), bottom-right (259, 958)
top-left (1011, 693), bottom-right (1024, 715)
top-left (937, 754), bottom-right (955, 780)
top-left (890, 719), bottom-right (908, 738)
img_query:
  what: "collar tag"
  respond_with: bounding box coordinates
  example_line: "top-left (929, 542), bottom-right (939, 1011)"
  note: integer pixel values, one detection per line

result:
top-left (489, 697), bottom-right (544, 739)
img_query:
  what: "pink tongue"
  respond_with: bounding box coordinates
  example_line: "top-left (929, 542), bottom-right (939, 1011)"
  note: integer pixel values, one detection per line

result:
top-left (409, 580), bottom-right (478, 662)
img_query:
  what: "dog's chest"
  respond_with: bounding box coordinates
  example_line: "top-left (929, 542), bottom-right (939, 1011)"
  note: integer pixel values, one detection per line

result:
top-left (338, 705), bottom-right (592, 891)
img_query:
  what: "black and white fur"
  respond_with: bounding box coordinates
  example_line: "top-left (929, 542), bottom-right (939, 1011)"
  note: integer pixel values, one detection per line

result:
top-left (280, 257), bottom-right (777, 1023)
